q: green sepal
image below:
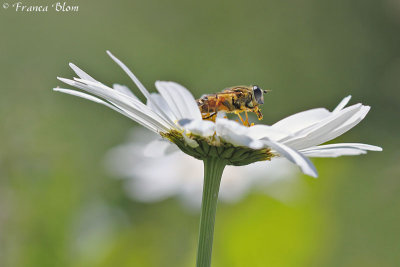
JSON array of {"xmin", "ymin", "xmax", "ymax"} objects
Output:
[{"xmin": 162, "ymin": 131, "xmax": 274, "ymax": 166}]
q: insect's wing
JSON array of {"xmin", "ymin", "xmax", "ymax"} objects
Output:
[
  {"xmin": 221, "ymin": 87, "xmax": 240, "ymax": 94},
  {"xmin": 224, "ymin": 86, "xmax": 253, "ymax": 93}
]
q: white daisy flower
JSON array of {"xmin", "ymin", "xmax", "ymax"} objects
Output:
[
  {"xmin": 54, "ymin": 51, "xmax": 382, "ymax": 177},
  {"xmin": 105, "ymin": 129, "xmax": 300, "ymax": 208},
  {"xmin": 54, "ymin": 51, "xmax": 382, "ymax": 267}
]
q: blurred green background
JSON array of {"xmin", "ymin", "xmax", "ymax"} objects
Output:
[{"xmin": 1, "ymin": 0, "xmax": 399, "ymax": 266}]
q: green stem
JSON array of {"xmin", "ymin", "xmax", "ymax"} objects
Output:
[{"xmin": 196, "ymin": 157, "xmax": 227, "ymax": 267}]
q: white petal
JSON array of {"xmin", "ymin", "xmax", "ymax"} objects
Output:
[
  {"xmin": 155, "ymin": 81, "xmax": 184, "ymax": 119},
  {"xmin": 317, "ymin": 106, "xmax": 370, "ymax": 144},
  {"xmin": 155, "ymin": 81, "xmax": 202, "ymax": 120},
  {"xmin": 169, "ymin": 81, "xmax": 202, "ymax": 120},
  {"xmin": 313, "ymin": 143, "xmax": 382, "ymax": 151},
  {"xmin": 282, "ymin": 104, "xmax": 364, "ymax": 150},
  {"xmin": 54, "ymin": 87, "xmax": 113, "ymax": 106},
  {"xmin": 53, "ymin": 88, "xmax": 160, "ymax": 133},
  {"xmin": 272, "ymin": 108, "xmax": 331, "ymax": 133},
  {"xmin": 113, "ymin": 84, "xmax": 138, "ymax": 99},
  {"xmin": 260, "ymin": 138, "xmax": 318, "ymax": 178},
  {"xmin": 246, "ymin": 124, "xmax": 292, "ymax": 141},
  {"xmin": 300, "ymin": 143, "xmax": 382, "ymax": 157},
  {"xmin": 179, "ymin": 119, "xmax": 215, "ymax": 137},
  {"xmin": 106, "ymin": 51, "xmax": 151, "ymax": 99},
  {"xmin": 58, "ymin": 77, "xmax": 172, "ymax": 132},
  {"xmin": 72, "ymin": 78, "xmax": 171, "ymax": 122},
  {"xmin": 216, "ymin": 111, "xmax": 226, "ymax": 118},
  {"xmin": 69, "ymin": 63, "xmax": 98, "ymax": 82},
  {"xmin": 106, "ymin": 51, "xmax": 177, "ymax": 127},
  {"xmin": 148, "ymin": 93, "xmax": 177, "ymax": 121},
  {"xmin": 302, "ymin": 148, "xmax": 367, "ymax": 157},
  {"xmin": 215, "ymin": 118, "xmax": 263, "ymax": 149},
  {"xmin": 332, "ymin": 95, "xmax": 352, "ymax": 113},
  {"xmin": 216, "ymin": 118, "xmax": 252, "ymax": 146}
]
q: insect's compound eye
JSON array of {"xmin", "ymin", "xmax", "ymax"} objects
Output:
[{"xmin": 253, "ymin": 86, "xmax": 264, "ymax": 104}]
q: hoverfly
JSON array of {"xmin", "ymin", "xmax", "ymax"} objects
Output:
[{"xmin": 196, "ymin": 85, "xmax": 269, "ymax": 126}]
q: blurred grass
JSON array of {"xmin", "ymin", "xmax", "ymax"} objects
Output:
[{"xmin": 1, "ymin": 0, "xmax": 399, "ymax": 266}]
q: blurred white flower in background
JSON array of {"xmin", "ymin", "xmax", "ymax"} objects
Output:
[{"xmin": 105, "ymin": 129, "xmax": 301, "ymax": 208}]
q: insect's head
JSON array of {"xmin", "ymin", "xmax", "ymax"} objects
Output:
[{"xmin": 252, "ymin": 85, "xmax": 269, "ymax": 105}]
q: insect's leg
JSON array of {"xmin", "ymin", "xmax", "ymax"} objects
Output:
[
  {"xmin": 255, "ymin": 107, "xmax": 263, "ymax": 120},
  {"xmin": 204, "ymin": 112, "xmax": 217, "ymax": 120},
  {"xmin": 244, "ymin": 111, "xmax": 249, "ymax": 127},
  {"xmin": 202, "ymin": 103, "xmax": 216, "ymax": 121},
  {"xmin": 236, "ymin": 113, "xmax": 246, "ymax": 125}
]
